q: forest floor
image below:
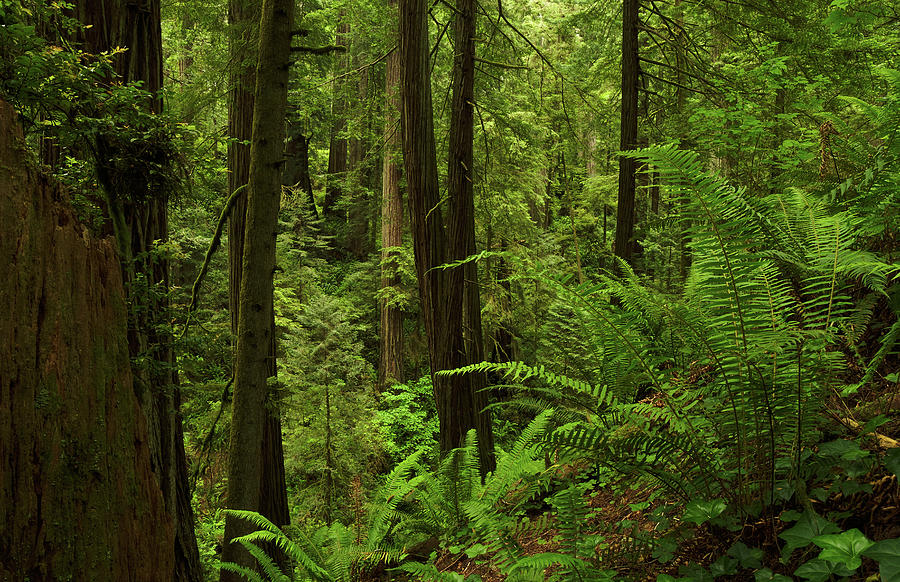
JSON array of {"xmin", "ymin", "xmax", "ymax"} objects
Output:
[
  {"xmin": 427, "ymin": 387, "xmax": 900, "ymax": 581},
  {"xmin": 428, "ymin": 470, "xmax": 898, "ymax": 581}
]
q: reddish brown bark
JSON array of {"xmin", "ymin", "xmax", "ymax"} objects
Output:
[
  {"xmin": 378, "ymin": 1, "xmax": 405, "ymax": 391},
  {"xmin": 0, "ymin": 100, "xmax": 172, "ymax": 582},
  {"xmin": 614, "ymin": 0, "xmax": 640, "ymax": 266},
  {"xmin": 71, "ymin": 1, "xmax": 201, "ymax": 579},
  {"xmin": 400, "ymin": 0, "xmax": 494, "ymax": 473},
  {"xmin": 447, "ymin": 0, "xmax": 495, "ymax": 473}
]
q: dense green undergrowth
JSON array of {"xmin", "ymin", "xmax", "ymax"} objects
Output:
[{"xmin": 215, "ymin": 68, "xmax": 900, "ymax": 582}]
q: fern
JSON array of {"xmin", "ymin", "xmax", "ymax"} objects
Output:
[{"xmin": 395, "ymin": 562, "xmax": 482, "ymax": 581}]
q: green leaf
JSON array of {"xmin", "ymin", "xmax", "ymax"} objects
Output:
[
  {"xmin": 817, "ymin": 439, "xmax": 869, "ymax": 461},
  {"xmin": 885, "ymin": 449, "xmax": 900, "ymax": 477},
  {"xmin": 779, "ymin": 511, "xmax": 840, "ymax": 553},
  {"xmin": 863, "ymin": 538, "xmax": 900, "ymax": 582},
  {"xmin": 862, "ymin": 415, "xmax": 890, "ymax": 434},
  {"xmin": 677, "ymin": 564, "xmax": 714, "ymax": 582},
  {"xmin": 683, "ymin": 499, "xmax": 727, "ymax": 525},
  {"xmin": 812, "ymin": 529, "xmax": 873, "ymax": 570},
  {"xmin": 793, "ymin": 558, "xmax": 854, "ymax": 582},
  {"xmin": 710, "ymin": 555, "xmax": 739, "ymax": 577},
  {"xmin": 465, "ymin": 543, "xmax": 488, "ymax": 559},
  {"xmin": 754, "ymin": 568, "xmax": 792, "ymax": 582},
  {"xmin": 727, "ymin": 541, "xmax": 763, "ymax": 569}
]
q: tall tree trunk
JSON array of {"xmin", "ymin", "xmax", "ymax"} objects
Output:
[
  {"xmin": 614, "ymin": 0, "xmax": 640, "ymax": 267},
  {"xmin": 323, "ymin": 19, "xmax": 350, "ymax": 218},
  {"xmin": 284, "ymin": 129, "xmax": 318, "ymax": 217},
  {"xmin": 72, "ymin": 1, "xmax": 201, "ymax": 579},
  {"xmin": 400, "ymin": 0, "xmax": 494, "ymax": 473},
  {"xmin": 378, "ymin": 0, "xmax": 405, "ymax": 392},
  {"xmin": 0, "ymin": 99, "xmax": 174, "ymax": 582},
  {"xmin": 226, "ymin": 0, "xmax": 290, "ymax": 559},
  {"xmin": 220, "ymin": 0, "xmax": 293, "ymax": 577},
  {"xmin": 447, "ymin": 0, "xmax": 495, "ymax": 474},
  {"xmin": 348, "ymin": 60, "xmax": 372, "ymax": 258},
  {"xmin": 674, "ymin": 0, "xmax": 690, "ymax": 279}
]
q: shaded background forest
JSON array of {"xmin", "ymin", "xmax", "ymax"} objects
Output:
[{"xmin": 1, "ymin": 0, "xmax": 899, "ymax": 580}]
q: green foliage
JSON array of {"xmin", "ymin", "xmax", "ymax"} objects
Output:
[
  {"xmin": 376, "ymin": 376, "xmax": 439, "ymax": 464},
  {"xmin": 219, "ymin": 451, "xmax": 426, "ymax": 581}
]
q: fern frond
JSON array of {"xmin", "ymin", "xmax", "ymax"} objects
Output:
[
  {"xmin": 218, "ymin": 561, "xmax": 265, "ymax": 582},
  {"xmin": 395, "ymin": 562, "xmax": 480, "ymax": 581}
]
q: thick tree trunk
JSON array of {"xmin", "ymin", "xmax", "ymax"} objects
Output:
[
  {"xmin": 401, "ymin": 0, "xmax": 494, "ymax": 473},
  {"xmin": 284, "ymin": 130, "xmax": 318, "ymax": 216},
  {"xmin": 378, "ymin": 0, "xmax": 405, "ymax": 392},
  {"xmin": 72, "ymin": 1, "xmax": 201, "ymax": 579},
  {"xmin": 220, "ymin": 0, "xmax": 294, "ymax": 576},
  {"xmin": 614, "ymin": 0, "xmax": 640, "ymax": 267},
  {"xmin": 447, "ymin": 0, "xmax": 495, "ymax": 474},
  {"xmin": 0, "ymin": 100, "xmax": 173, "ymax": 582}
]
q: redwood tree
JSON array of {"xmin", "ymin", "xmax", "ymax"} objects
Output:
[
  {"xmin": 446, "ymin": 0, "xmax": 495, "ymax": 474},
  {"xmin": 72, "ymin": 1, "xmax": 201, "ymax": 579},
  {"xmin": 400, "ymin": 0, "xmax": 495, "ymax": 473},
  {"xmin": 378, "ymin": 0, "xmax": 405, "ymax": 392},
  {"xmin": 614, "ymin": 0, "xmax": 640, "ymax": 266},
  {"xmin": 0, "ymin": 99, "xmax": 173, "ymax": 582}
]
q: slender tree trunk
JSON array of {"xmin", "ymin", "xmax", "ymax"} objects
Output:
[
  {"xmin": 560, "ymin": 152, "xmax": 585, "ymax": 284},
  {"xmin": 324, "ymin": 19, "xmax": 350, "ymax": 218},
  {"xmin": 348, "ymin": 60, "xmax": 372, "ymax": 258},
  {"xmin": 226, "ymin": 2, "xmax": 290, "ymax": 572},
  {"xmin": 378, "ymin": 0, "xmax": 405, "ymax": 392},
  {"xmin": 220, "ymin": 0, "xmax": 293, "ymax": 576},
  {"xmin": 228, "ymin": 0, "xmax": 256, "ymax": 338},
  {"xmin": 614, "ymin": 0, "xmax": 640, "ymax": 267},
  {"xmin": 72, "ymin": 1, "xmax": 201, "ymax": 579},
  {"xmin": 675, "ymin": 0, "xmax": 690, "ymax": 279}
]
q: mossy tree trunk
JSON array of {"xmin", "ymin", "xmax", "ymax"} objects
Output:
[
  {"xmin": 71, "ymin": 1, "xmax": 201, "ymax": 579},
  {"xmin": 220, "ymin": 0, "xmax": 294, "ymax": 576},
  {"xmin": 0, "ymin": 100, "xmax": 173, "ymax": 582},
  {"xmin": 226, "ymin": 0, "xmax": 290, "ymax": 560}
]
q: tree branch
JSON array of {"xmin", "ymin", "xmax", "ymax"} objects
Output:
[{"xmin": 291, "ymin": 44, "xmax": 346, "ymax": 54}]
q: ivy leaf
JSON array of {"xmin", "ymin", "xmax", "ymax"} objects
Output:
[
  {"xmin": 794, "ymin": 558, "xmax": 855, "ymax": 582},
  {"xmin": 709, "ymin": 555, "xmax": 739, "ymax": 577},
  {"xmin": 727, "ymin": 541, "xmax": 763, "ymax": 569},
  {"xmin": 817, "ymin": 439, "xmax": 869, "ymax": 461},
  {"xmin": 677, "ymin": 564, "xmax": 714, "ymax": 582},
  {"xmin": 812, "ymin": 529, "xmax": 873, "ymax": 570},
  {"xmin": 683, "ymin": 499, "xmax": 727, "ymax": 525},
  {"xmin": 863, "ymin": 538, "xmax": 900, "ymax": 582},
  {"xmin": 779, "ymin": 511, "xmax": 840, "ymax": 553},
  {"xmin": 754, "ymin": 568, "xmax": 792, "ymax": 582},
  {"xmin": 885, "ymin": 449, "xmax": 900, "ymax": 478}
]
